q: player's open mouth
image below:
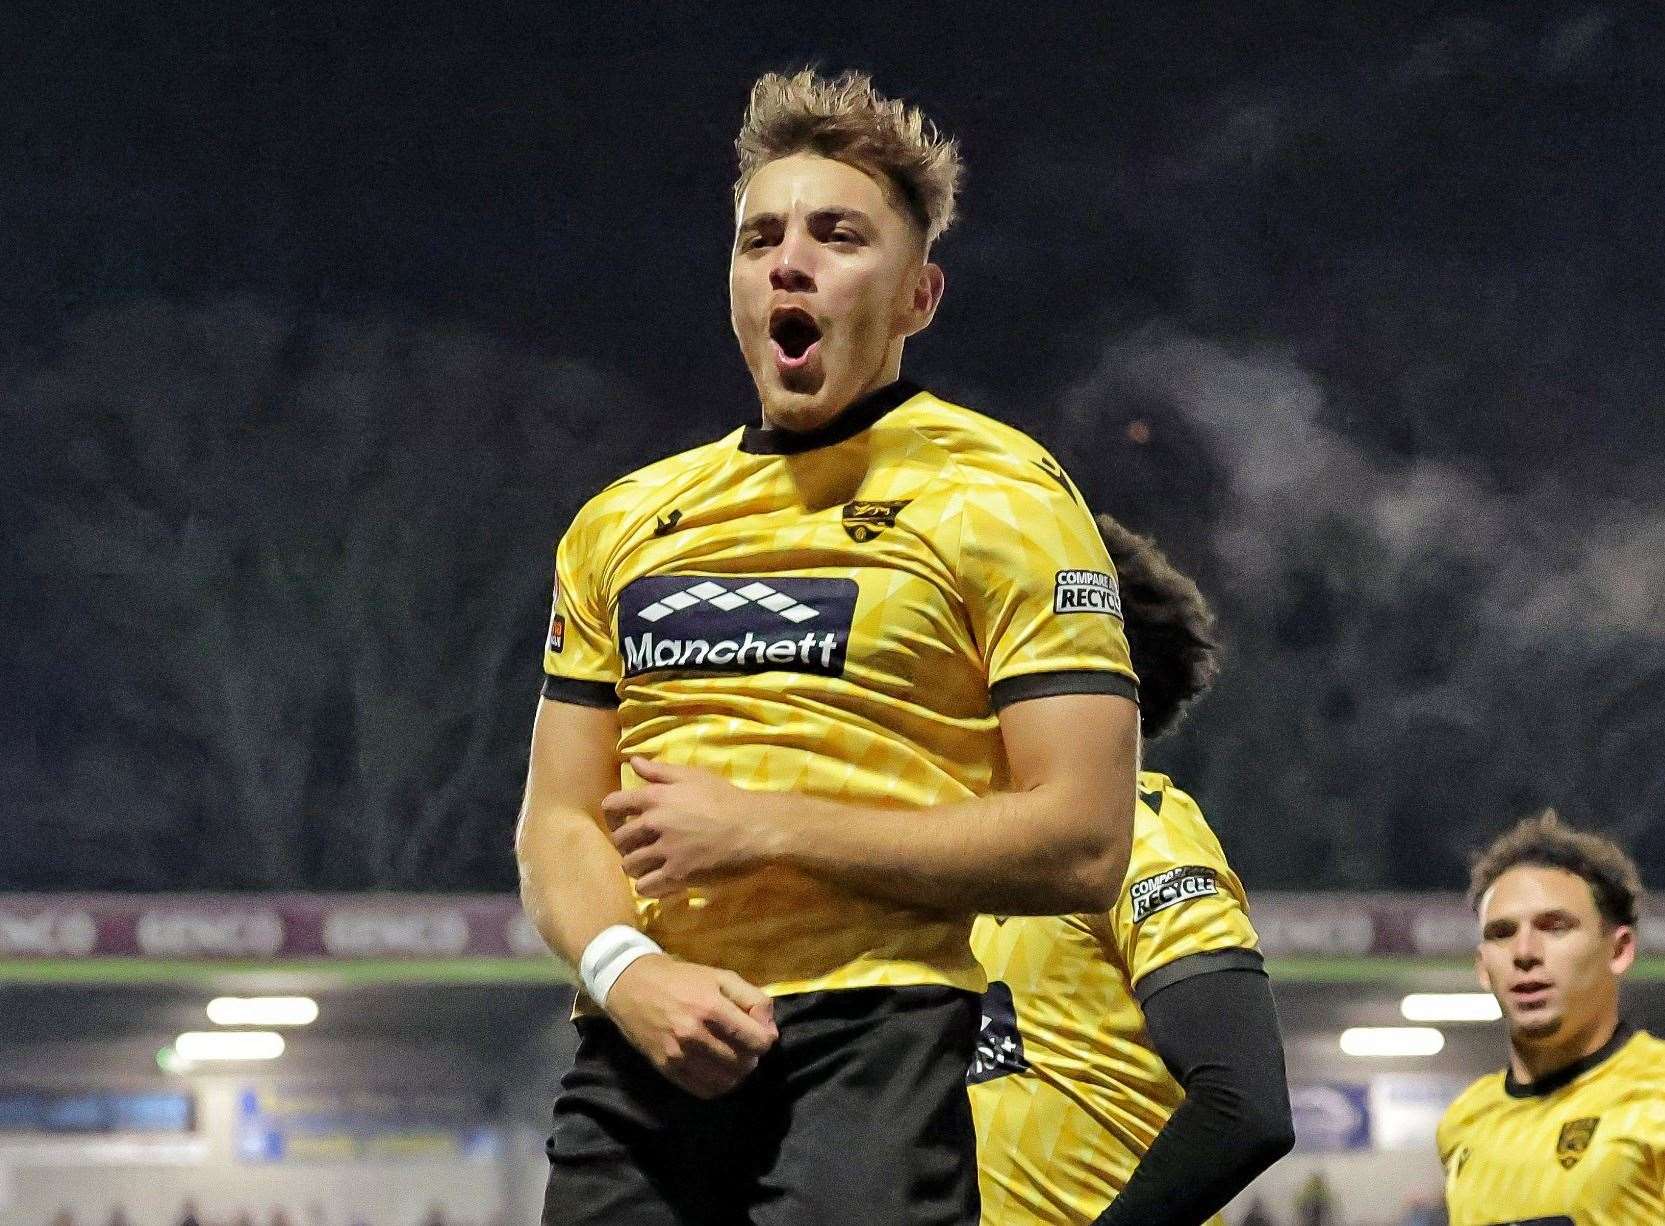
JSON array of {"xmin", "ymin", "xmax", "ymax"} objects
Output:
[
  {"xmin": 1510, "ymin": 980, "xmax": 1552, "ymax": 1007},
  {"xmin": 769, "ymin": 307, "xmax": 822, "ymax": 369}
]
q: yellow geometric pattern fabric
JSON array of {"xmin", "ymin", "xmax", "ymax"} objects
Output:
[
  {"xmin": 1439, "ymin": 1027, "xmax": 1665, "ymax": 1225},
  {"xmin": 969, "ymin": 772, "xmax": 1259, "ymax": 1225},
  {"xmin": 543, "ymin": 381, "xmax": 1137, "ymax": 999}
]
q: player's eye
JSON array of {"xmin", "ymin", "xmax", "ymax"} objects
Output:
[{"xmin": 830, "ymin": 230, "xmax": 861, "ymax": 244}]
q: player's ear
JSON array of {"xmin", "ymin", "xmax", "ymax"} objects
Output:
[
  {"xmin": 1609, "ymin": 924, "xmax": 1637, "ymax": 976},
  {"xmin": 1474, "ymin": 948, "xmax": 1493, "ymax": 994},
  {"xmin": 900, "ymin": 261, "xmax": 945, "ymax": 339}
]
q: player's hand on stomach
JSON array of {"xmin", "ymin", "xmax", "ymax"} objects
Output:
[
  {"xmin": 604, "ymin": 954, "xmax": 778, "ymax": 1098},
  {"xmin": 606, "ymin": 757, "xmax": 781, "ymax": 897}
]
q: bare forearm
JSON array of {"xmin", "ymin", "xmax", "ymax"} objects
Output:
[
  {"xmin": 516, "ymin": 805, "xmax": 639, "ymax": 970},
  {"xmin": 768, "ymin": 782, "xmax": 1130, "ymax": 915}
]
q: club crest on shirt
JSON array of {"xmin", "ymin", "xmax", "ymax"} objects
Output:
[
  {"xmin": 842, "ymin": 499, "xmax": 911, "ymax": 542},
  {"xmin": 1556, "ymin": 1116, "xmax": 1600, "ymax": 1169},
  {"xmin": 1129, "ymin": 865, "xmax": 1219, "ymax": 923}
]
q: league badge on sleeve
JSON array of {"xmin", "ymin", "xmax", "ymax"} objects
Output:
[
  {"xmin": 1129, "ymin": 865, "xmax": 1219, "ymax": 923},
  {"xmin": 547, "ymin": 576, "xmax": 565, "ymax": 654},
  {"xmin": 1054, "ymin": 569, "xmax": 1123, "ymax": 616}
]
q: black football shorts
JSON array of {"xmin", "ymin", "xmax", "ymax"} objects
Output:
[{"xmin": 543, "ymin": 983, "xmax": 980, "ymax": 1225}]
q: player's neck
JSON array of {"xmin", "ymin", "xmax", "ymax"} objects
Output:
[
  {"xmin": 1507, "ymin": 1011, "xmax": 1622, "ymax": 1085},
  {"xmin": 757, "ymin": 351, "xmax": 906, "ymax": 434}
]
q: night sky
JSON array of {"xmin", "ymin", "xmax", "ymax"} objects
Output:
[{"xmin": 4, "ymin": 3, "xmax": 1663, "ymax": 893}]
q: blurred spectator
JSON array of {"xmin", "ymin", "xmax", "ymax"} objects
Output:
[
  {"xmin": 230, "ymin": 1211, "xmax": 256, "ymax": 1226},
  {"xmin": 419, "ymin": 1205, "xmax": 449, "ymax": 1226},
  {"xmin": 1239, "ymin": 1197, "xmax": 1277, "ymax": 1226},
  {"xmin": 105, "ymin": 1208, "xmax": 134, "ymax": 1226},
  {"xmin": 178, "ymin": 1200, "xmax": 204, "ymax": 1226},
  {"xmin": 271, "ymin": 1209, "xmax": 296, "ymax": 1226},
  {"xmin": 49, "ymin": 1209, "xmax": 77, "ymax": 1226}
]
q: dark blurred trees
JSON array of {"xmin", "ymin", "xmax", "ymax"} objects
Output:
[
  {"xmin": 2, "ymin": 296, "xmax": 1663, "ymax": 894},
  {"xmin": 2, "ymin": 298, "xmax": 653, "ymax": 890}
]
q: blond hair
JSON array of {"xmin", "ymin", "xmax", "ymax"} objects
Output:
[{"xmin": 733, "ymin": 69, "xmax": 963, "ymax": 245}]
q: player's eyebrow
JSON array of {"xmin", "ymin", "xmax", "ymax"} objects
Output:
[
  {"xmin": 809, "ymin": 206, "xmax": 875, "ymax": 230},
  {"xmin": 736, "ymin": 212, "xmax": 779, "ymax": 238},
  {"xmin": 1533, "ymin": 907, "xmax": 1579, "ymax": 927},
  {"xmin": 736, "ymin": 207, "xmax": 876, "ymax": 236}
]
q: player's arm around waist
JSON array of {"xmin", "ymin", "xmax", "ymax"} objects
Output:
[
  {"xmin": 612, "ymin": 691, "xmax": 1138, "ymax": 915},
  {"xmin": 515, "ymin": 698, "xmax": 777, "ymax": 1098}
]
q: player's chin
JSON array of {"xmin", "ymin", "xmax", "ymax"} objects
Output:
[{"xmin": 1509, "ymin": 1008, "xmax": 1563, "ymax": 1039}]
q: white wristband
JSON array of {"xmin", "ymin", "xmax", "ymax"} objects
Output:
[{"xmin": 579, "ymin": 925, "xmax": 664, "ymax": 1008}]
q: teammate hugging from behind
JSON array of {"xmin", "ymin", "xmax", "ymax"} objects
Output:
[{"xmin": 969, "ymin": 515, "xmax": 1295, "ymax": 1226}]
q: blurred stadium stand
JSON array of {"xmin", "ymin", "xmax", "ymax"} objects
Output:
[{"xmin": 3, "ymin": 893, "xmax": 1662, "ymax": 1225}]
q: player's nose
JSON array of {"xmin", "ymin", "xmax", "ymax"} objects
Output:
[
  {"xmin": 769, "ymin": 230, "xmax": 816, "ymax": 293},
  {"xmin": 1511, "ymin": 931, "xmax": 1543, "ymax": 967}
]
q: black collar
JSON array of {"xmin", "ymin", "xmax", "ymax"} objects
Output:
[
  {"xmin": 739, "ymin": 380, "xmax": 922, "ymax": 455},
  {"xmin": 1504, "ymin": 1020, "xmax": 1635, "ymax": 1098}
]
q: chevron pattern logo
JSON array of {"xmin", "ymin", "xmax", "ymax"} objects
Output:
[{"xmin": 636, "ymin": 579, "xmax": 820, "ymax": 625}]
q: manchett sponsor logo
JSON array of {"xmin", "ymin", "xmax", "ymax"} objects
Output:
[{"xmin": 618, "ymin": 576, "xmax": 857, "ymax": 679}]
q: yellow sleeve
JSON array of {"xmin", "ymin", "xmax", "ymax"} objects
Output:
[
  {"xmin": 541, "ymin": 498, "xmax": 623, "ymax": 707},
  {"xmin": 1109, "ymin": 784, "xmax": 1260, "ymax": 1001},
  {"xmin": 1434, "ymin": 1109, "xmax": 1456, "ymax": 1166},
  {"xmin": 957, "ymin": 467, "xmax": 1138, "ymax": 709}
]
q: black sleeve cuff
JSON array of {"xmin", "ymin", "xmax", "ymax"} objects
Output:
[
  {"xmin": 1133, "ymin": 946, "xmax": 1264, "ymax": 1005},
  {"xmin": 989, "ymin": 669, "xmax": 1139, "ymax": 711},
  {"xmin": 541, "ymin": 675, "xmax": 619, "ymax": 707}
]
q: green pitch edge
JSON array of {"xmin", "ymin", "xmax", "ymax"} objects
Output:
[{"xmin": 4, "ymin": 957, "xmax": 1665, "ymax": 987}]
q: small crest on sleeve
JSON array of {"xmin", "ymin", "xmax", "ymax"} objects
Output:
[
  {"xmin": 1129, "ymin": 865, "xmax": 1218, "ymax": 923},
  {"xmin": 547, "ymin": 578, "xmax": 565, "ymax": 654}
]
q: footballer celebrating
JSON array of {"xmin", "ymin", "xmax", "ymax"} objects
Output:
[
  {"xmin": 1438, "ymin": 811, "xmax": 1665, "ymax": 1224},
  {"xmin": 516, "ymin": 70, "xmax": 1141, "ymax": 1225},
  {"xmin": 969, "ymin": 516, "xmax": 1293, "ymax": 1226}
]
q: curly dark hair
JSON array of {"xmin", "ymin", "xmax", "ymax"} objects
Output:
[
  {"xmin": 1468, "ymin": 809, "xmax": 1643, "ymax": 929},
  {"xmin": 1095, "ymin": 513, "xmax": 1222, "ymax": 740}
]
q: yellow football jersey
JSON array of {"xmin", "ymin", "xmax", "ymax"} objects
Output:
[
  {"xmin": 1438, "ymin": 1025, "xmax": 1665, "ymax": 1226},
  {"xmin": 543, "ymin": 380, "xmax": 1137, "ymax": 1000},
  {"xmin": 968, "ymin": 772, "xmax": 1261, "ymax": 1226}
]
